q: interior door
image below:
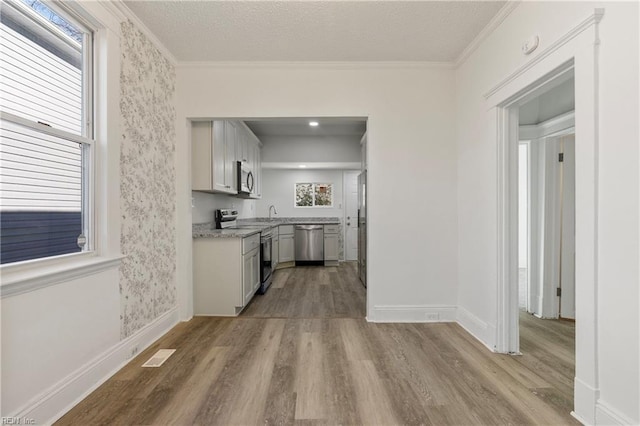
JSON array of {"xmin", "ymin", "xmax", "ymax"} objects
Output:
[
  {"xmin": 559, "ymin": 134, "xmax": 575, "ymax": 319},
  {"xmin": 344, "ymin": 171, "xmax": 359, "ymax": 261},
  {"xmin": 358, "ymin": 172, "xmax": 366, "ymax": 287}
]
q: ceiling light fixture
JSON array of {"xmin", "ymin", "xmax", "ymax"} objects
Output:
[{"xmin": 309, "ymin": 121, "xmax": 319, "ymax": 127}]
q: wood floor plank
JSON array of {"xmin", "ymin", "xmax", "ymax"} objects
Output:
[
  {"xmin": 56, "ymin": 264, "xmax": 577, "ymax": 426},
  {"xmin": 349, "ymin": 359, "xmax": 401, "ymax": 425},
  {"xmin": 294, "ymin": 331, "xmax": 326, "ymax": 420}
]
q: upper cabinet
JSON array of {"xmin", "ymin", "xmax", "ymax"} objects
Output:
[
  {"xmin": 360, "ymin": 131, "xmax": 367, "ymax": 171},
  {"xmin": 236, "ymin": 122, "xmax": 262, "ymax": 199},
  {"xmin": 191, "ymin": 120, "xmax": 262, "ymax": 198},
  {"xmin": 192, "ymin": 120, "xmax": 236, "ymax": 194}
]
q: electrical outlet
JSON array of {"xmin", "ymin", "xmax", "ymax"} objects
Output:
[{"xmin": 425, "ymin": 313, "xmax": 440, "ymax": 322}]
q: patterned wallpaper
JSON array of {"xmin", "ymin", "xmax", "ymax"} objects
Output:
[{"xmin": 119, "ymin": 21, "xmax": 177, "ymax": 338}]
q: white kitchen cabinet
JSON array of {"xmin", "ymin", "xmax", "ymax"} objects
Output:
[
  {"xmin": 360, "ymin": 131, "xmax": 367, "ymax": 171},
  {"xmin": 234, "ymin": 122, "xmax": 263, "ymax": 199},
  {"xmin": 191, "ymin": 120, "xmax": 236, "ymax": 194},
  {"xmin": 279, "ymin": 225, "xmax": 295, "ymax": 264},
  {"xmin": 251, "ymin": 143, "xmax": 262, "ymax": 199},
  {"xmin": 193, "ymin": 233, "xmax": 260, "ymax": 316},
  {"xmin": 236, "ymin": 122, "xmax": 249, "ymax": 165},
  {"xmin": 272, "ymin": 228, "xmax": 279, "ymax": 270},
  {"xmin": 243, "ymin": 246, "xmax": 260, "ymax": 306},
  {"xmin": 324, "ymin": 224, "xmax": 339, "ymax": 265}
]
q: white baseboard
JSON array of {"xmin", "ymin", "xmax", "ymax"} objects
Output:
[
  {"xmin": 595, "ymin": 400, "xmax": 637, "ymax": 426},
  {"xmin": 370, "ymin": 305, "xmax": 457, "ymax": 323},
  {"xmin": 455, "ymin": 305, "xmax": 496, "ymax": 352},
  {"xmin": 574, "ymin": 376, "xmax": 599, "ymax": 426},
  {"xmin": 12, "ymin": 307, "xmax": 180, "ymax": 425}
]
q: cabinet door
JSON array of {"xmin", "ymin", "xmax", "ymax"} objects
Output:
[
  {"xmin": 253, "ymin": 143, "xmax": 261, "ymax": 198},
  {"xmin": 236, "ymin": 124, "xmax": 248, "ymax": 164},
  {"xmin": 191, "ymin": 121, "xmax": 213, "ymax": 191},
  {"xmin": 252, "ymin": 249, "xmax": 261, "ymax": 291},
  {"xmin": 224, "ymin": 129, "xmax": 236, "ymax": 191},
  {"xmin": 243, "ymin": 247, "xmax": 258, "ymax": 306},
  {"xmin": 213, "ymin": 121, "xmax": 229, "ymax": 192},
  {"xmin": 324, "ymin": 234, "xmax": 339, "ymax": 261},
  {"xmin": 279, "ymin": 234, "xmax": 295, "ymax": 263},
  {"xmin": 272, "ymin": 236, "xmax": 279, "ymax": 269}
]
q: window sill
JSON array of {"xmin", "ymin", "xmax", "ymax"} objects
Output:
[{"xmin": 0, "ymin": 253, "xmax": 124, "ymax": 298}]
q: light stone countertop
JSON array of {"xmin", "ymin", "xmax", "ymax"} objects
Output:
[{"xmin": 192, "ymin": 217, "xmax": 340, "ymax": 238}]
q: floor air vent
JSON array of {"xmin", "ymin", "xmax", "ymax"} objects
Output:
[{"xmin": 142, "ymin": 349, "xmax": 176, "ymax": 368}]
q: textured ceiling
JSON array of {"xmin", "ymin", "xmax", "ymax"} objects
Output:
[
  {"xmin": 124, "ymin": 1, "xmax": 506, "ymax": 62},
  {"xmin": 244, "ymin": 118, "xmax": 366, "ymax": 138}
]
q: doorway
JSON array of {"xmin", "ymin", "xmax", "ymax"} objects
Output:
[{"xmin": 517, "ymin": 73, "xmax": 576, "ymax": 321}]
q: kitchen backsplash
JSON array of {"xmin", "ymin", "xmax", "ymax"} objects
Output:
[{"xmin": 192, "ymin": 191, "xmax": 257, "ymax": 223}]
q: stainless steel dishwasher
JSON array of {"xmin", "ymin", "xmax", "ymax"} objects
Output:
[{"xmin": 294, "ymin": 225, "xmax": 324, "ymax": 261}]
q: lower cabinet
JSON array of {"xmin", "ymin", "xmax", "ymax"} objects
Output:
[
  {"xmin": 279, "ymin": 225, "xmax": 295, "ymax": 263},
  {"xmin": 243, "ymin": 246, "xmax": 260, "ymax": 306},
  {"xmin": 324, "ymin": 224, "xmax": 339, "ymax": 265},
  {"xmin": 193, "ymin": 233, "xmax": 260, "ymax": 316},
  {"xmin": 273, "ymin": 232, "xmax": 279, "ymax": 270}
]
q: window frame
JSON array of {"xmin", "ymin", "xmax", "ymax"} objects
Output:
[
  {"xmin": 294, "ymin": 182, "xmax": 334, "ymax": 208},
  {"xmin": 0, "ymin": 0, "xmax": 96, "ymax": 269}
]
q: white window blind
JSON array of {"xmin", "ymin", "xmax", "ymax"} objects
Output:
[
  {"xmin": 0, "ymin": 118, "xmax": 83, "ymax": 212},
  {"xmin": 0, "ymin": 0, "xmax": 84, "ymax": 135}
]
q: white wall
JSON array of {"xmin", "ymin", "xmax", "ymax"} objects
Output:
[
  {"xmin": 1, "ymin": 270, "xmax": 120, "ymax": 420},
  {"xmin": 456, "ymin": 2, "xmax": 639, "ymax": 424},
  {"xmin": 192, "ymin": 191, "xmax": 257, "ymax": 223},
  {"xmin": 256, "ymin": 169, "xmax": 346, "ymax": 218},
  {"xmin": 0, "ymin": 2, "xmax": 126, "ymax": 422},
  {"xmin": 261, "ymin": 135, "xmax": 361, "ymax": 163},
  {"xmin": 175, "ymin": 64, "xmax": 458, "ymax": 320}
]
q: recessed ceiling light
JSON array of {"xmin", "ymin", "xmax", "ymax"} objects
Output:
[
  {"xmin": 299, "ymin": 165, "xmax": 307, "ymax": 168},
  {"xmin": 309, "ymin": 121, "xmax": 319, "ymax": 127}
]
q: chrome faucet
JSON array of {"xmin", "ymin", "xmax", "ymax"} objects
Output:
[{"xmin": 268, "ymin": 205, "xmax": 278, "ymax": 219}]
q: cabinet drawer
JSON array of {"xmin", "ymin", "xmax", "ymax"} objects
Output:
[
  {"xmin": 242, "ymin": 234, "xmax": 260, "ymax": 254},
  {"xmin": 279, "ymin": 225, "xmax": 294, "ymax": 235},
  {"xmin": 324, "ymin": 224, "xmax": 339, "ymax": 234}
]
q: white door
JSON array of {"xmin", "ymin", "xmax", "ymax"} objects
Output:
[
  {"xmin": 559, "ymin": 134, "xmax": 575, "ymax": 319},
  {"xmin": 344, "ymin": 171, "xmax": 359, "ymax": 261}
]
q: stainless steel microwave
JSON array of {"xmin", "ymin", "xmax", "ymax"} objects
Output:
[{"xmin": 236, "ymin": 161, "xmax": 254, "ymax": 197}]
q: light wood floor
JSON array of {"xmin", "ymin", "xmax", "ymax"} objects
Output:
[
  {"xmin": 57, "ymin": 263, "xmax": 577, "ymax": 426},
  {"xmin": 242, "ymin": 262, "xmax": 366, "ymax": 318}
]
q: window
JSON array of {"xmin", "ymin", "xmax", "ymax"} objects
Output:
[
  {"xmin": 0, "ymin": 0, "xmax": 93, "ymax": 265},
  {"xmin": 295, "ymin": 183, "xmax": 333, "ymax": 207}
]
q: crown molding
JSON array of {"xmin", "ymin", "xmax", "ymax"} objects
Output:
[
  {"xmin": 104, "ymin": 0, "xmax": 177, "ymax": 65},
  {"xmin": 175, "ymin": 61, "xmax": 455, "ymax": 70},
  {"xmin": 454, "ymin": 0, "xmax": 521, "ymax": 69},
  {"xmin": 262, "ymin": 162, "xmax": 361, "ymax": 170},
  {"xmin": 483, "ymin": 8, "xmax": 604, "ymax": 100}
]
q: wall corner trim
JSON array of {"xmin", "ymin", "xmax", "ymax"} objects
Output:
[
  {"xmin": 483, "ymin": 8, "xmax": 605, "ymax": 100},
  {"xmin": 595, "ymin": 400, "xmax": 637, "ymax": 426},
  {"xmin": 454, "ymin": 0, "xmax": 521, "ymax": 68},
  {"xmin": 10, "ymin": 307, "xmax": 180, "ymax": 425},
  {"xmin": 455, "ymin": 305, "xmax": 496, "ymax": 352},
  {"xmin": 175, "ymin": 61, "xmax": 454, "ymax": 70},
  {"xmin": 105, "ymin": 0, "xmax": 177, "ymax": 65}
]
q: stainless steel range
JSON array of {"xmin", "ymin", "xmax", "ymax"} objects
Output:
[{"xmin": 215, "ymin": 209, "xmax": 273, "ymax": 294}]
